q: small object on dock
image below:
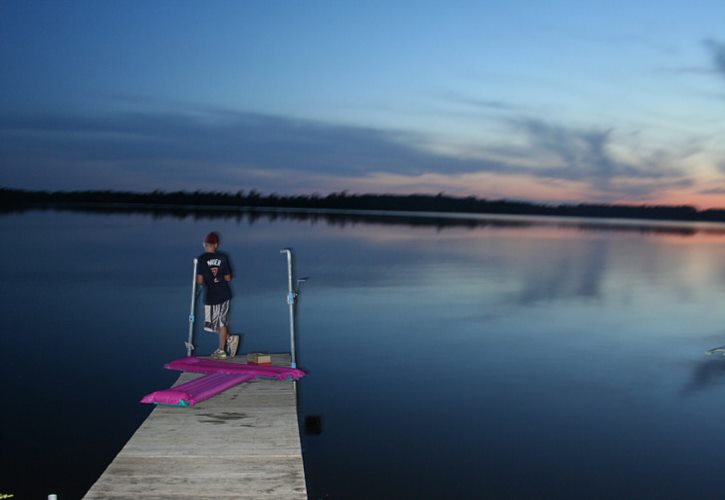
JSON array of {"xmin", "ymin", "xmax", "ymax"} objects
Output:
[{"xmin": 247, "ymin": 352, "xmax": 273, "ymax": 365}]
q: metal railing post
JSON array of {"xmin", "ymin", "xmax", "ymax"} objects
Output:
[
  {"xmin": 280, "ymin": 249, "xmax": 296, "ymax": 368},
  {"xmin": 186, "ymin": 258, "xmax": 198, "ymax": 356}
]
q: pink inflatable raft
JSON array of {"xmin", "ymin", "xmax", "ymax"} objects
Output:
[{"xmin": 141, "ymin": 357, "xmax": 306, "ymax": 407}]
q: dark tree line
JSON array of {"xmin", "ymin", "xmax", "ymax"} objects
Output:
[{"xmin": 2, "ymin": 187, "xmax": 725, "ymax": 223}]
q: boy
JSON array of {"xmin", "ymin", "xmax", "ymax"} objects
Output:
[{"xmin": 197, "ymin": 231, "xmax": 239, "ymax": 359}]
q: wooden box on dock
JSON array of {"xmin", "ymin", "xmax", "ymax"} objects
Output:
[{"xmin": 247, "ymin": 352, "xmax": 272, "ymax": 365}]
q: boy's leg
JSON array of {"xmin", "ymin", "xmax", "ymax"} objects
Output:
[
  {"xmin": 218, "ymin": 325, "xmax": 229, "ymax": 351},
  {"xmin": 207, "ymin": 301, "xmax": 231, "ymax": 358},
  {"xmin": 203, "ymin": 304, "xmax": 215, "ymax": 332},
  {"xmin": 217, "ymin": 299, "xmax": 231, "ymax": 350}
]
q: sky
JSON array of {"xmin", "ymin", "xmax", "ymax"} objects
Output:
[{"xmin": 1, "ymin": 1, "xmax": 725, "ymax": 208}]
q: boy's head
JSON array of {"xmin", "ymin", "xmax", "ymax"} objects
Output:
[{"xmin": 204, "ymin": 231, "xmax": 220, "ymax": 251}]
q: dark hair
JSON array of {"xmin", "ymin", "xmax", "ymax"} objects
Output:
[{"xmin": 204, "ymin": 232, "xmax": 220, "ymax": 245}]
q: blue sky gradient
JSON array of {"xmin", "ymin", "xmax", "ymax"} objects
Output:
[{"xmin": 1, "ymin": 1, "xmax": 724, "ymax": 206}]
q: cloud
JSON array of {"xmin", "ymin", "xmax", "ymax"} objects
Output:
[
  {"xmin": 515, "ymin": 119, "xmax": 619, "ymax": 181},
  {"xmin": 509, "ymin": 117, "xmax": 689, "ymax": 196},
  {"xmin": 652, "ymin": 38, "xmax": 725, "ymax": 81},
  {"xmin": 0, "ymin": 108, "xmax": 530, "ymax": 190},
  {"xmin": 442, "ymin": 92, "xmax": 518, "ymax": 112},
  {"xmin": 698, "ymin": 162, "xmax": 725, "ymax": 194},
  {"xmin": 704, "ymin": 38, "xmax": 725, "ymax": 77},
  {"xmin": 0, "ymin": 108, "xmax": 694, "ymax": 202},
  {"xmin": 0, "ymin": 110, "xmax": 482, "ymax": 176}
]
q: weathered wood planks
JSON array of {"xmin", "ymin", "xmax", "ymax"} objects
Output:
[{"xmin": 84, "ymin": 355, "xmax": 307, "ymax": 499}]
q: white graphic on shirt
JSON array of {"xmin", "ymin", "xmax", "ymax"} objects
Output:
[{"xmin": 206, "ymin": 258, "xmax": 223, "ymax": 283}]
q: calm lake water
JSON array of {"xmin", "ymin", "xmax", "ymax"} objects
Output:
[{"xmin": 3, "ymin": 209, "xmax": 725, "ymax": 499}]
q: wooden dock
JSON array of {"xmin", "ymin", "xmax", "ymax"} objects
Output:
[{"xmin": 84, "ymin": 354, "xmax": 307, "ymax": 499}]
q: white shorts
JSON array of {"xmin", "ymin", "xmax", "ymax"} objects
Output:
[{"xmin": 204, "ymin": 300, "xmax": 230, "ymax": 332}]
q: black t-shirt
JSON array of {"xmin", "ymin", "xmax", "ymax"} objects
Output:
[{"xmin": 197, "ymin": 251, "xmax": 233, "ymax": 305}]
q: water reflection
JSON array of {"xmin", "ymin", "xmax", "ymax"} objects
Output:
[
  {"xmin": 9, "ymin": 204, "xmax": 725, "ymax": 237},
  {"xmin": 4, "ymin": 209, "xmax": 725, "ymax": 498},
  {"xmin": 683, "ymin": 353, "xmax": 725, "ymax": 394},
  {"xmin": 514, "ymin": 238, "xmax": 609, "ymax": 304}
]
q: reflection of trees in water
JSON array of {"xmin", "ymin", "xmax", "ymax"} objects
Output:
[
  {"xmin": 4, "ymin": 203, "xmax": 725, "ymax": 238},
  {"xmin": 683, "ymin": 356, "xmax": 725, "ymax": 395}
]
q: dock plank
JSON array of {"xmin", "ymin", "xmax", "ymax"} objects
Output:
[{"xmin": 84, "ymin": 355, "xmax": 307, "ymax": 499}]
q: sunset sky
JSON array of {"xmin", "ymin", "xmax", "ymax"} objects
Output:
[{"xmin": 1, "ymin": 0, "xmax": 725, "ymax": 207}]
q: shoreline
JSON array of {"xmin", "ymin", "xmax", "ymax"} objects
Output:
[{"xmin": 4, "ymin": 200, "xmax": 725, "ymax": 236}]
